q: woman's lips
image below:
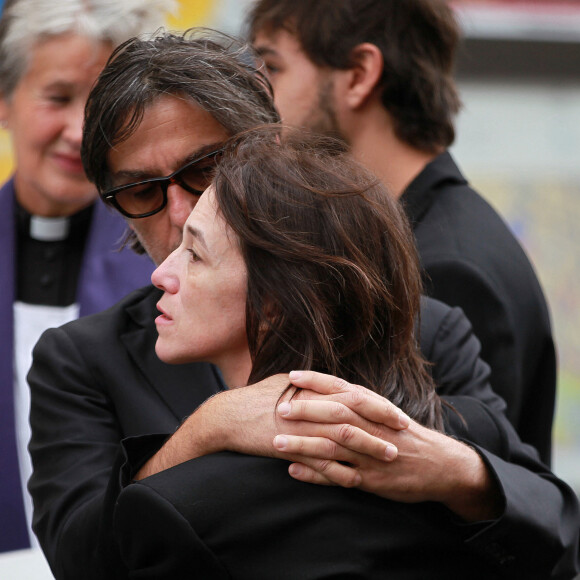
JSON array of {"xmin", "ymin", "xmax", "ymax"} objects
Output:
[
  {"xmin": 155, "ymin": 303, "xmax": 173, "ymax": 326},
  {"xmin": 53, "ymin": 153, "xmax": 85, "ymax": 174}
]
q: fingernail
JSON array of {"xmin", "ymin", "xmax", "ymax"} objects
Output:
[
  {"xmin": 274, "ymin": 435, "xmax": 288, "ymax": 450},
  {"xmin": 289, "ymin": 370, "xmax": 303, "ymax": 381},
  {"xmin": 278, "ymin": 402, "xmax": 291, "ymax": 416},
  {"xmin": 385, "ymin": 444, "xmax": 398, "ymax": 461},
  {"xmin": 289, "ymin": 463, "xmax": 303, "ymax": 477},
  {"xmin": 398, "ymin": 412, "xmax": 410, "ymax": 428}
]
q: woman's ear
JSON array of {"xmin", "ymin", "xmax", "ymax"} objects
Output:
[{"xmin": 341, "ymin": 42, "xmax": 384, "ymax": 110}]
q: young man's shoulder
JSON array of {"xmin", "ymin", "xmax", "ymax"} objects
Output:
[{"xmin": 410, "ymin": 156, "xmax": 539, "ymax": 293}]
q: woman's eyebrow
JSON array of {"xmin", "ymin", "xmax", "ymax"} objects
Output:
[{"xmin": 186, "ymin": 224, "xmax": 208, "ymax": 253}]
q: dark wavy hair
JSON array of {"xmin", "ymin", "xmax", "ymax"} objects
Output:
[
  {"xmin": 212, "ymin": 127, "xmax": 443, "ymax": 430},
  {"xmin": 246, "ymin": 0, "xmax": 462, "ymax": 153}
]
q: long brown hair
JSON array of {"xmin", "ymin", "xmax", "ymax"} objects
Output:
[{"xmin": 213, "ymin": 127, "xmax": 442, "ymax": 430}]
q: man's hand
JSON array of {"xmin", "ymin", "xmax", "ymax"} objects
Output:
[
  {"xmin": 136, "ymin": 369, "xmax": 502, "ymax": 522},
  {"xmin": 135, "ymin": 373, "xmax": 291, "ymax": 479},
  {"xmin": 273, "ymin": 370, "xmax": 503, "ymax": 522},
  {"xmin": 136, "ymin": 370, "xmax": 407, "ymax": 479}
]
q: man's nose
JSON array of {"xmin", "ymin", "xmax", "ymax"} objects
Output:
[{"xmin": 166, "ymin": 183, "xmax": 198, "ymax": 229}]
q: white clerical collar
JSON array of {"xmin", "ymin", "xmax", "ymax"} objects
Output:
[{"xmin": 29, "ymin": 215, "xmax": 70, "ymax": 241}]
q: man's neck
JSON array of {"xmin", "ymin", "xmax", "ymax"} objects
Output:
[{"xmin": 346, "ymin": 107, "xmax": 440, "ymax": 199}]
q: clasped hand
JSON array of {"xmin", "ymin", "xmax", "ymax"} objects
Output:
[
  {"xmin": 262, "ymin": 370, "xmax": 500, "ymax": 521},
  {"xmin": 139, "ymin": 369, "xmax": 500, "ymax": 522}
]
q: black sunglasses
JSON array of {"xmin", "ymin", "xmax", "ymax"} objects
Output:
[{"xmin": 101, "ymin": 147, "xmax": 225, "ymax": 219}]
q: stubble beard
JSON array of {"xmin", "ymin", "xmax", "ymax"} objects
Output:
[{"xmin": 303, "ymin": 76, "xmax": 348, "ymax": 147}]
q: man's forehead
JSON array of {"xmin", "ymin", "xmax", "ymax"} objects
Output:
[
  {"xmin": 135, "ymin": 96, "xmax": 218, "ymax": 134},
  {"xmin": 253, "ymin": 28, "xmax": 305, "ymax": 58},
  {"xmin": 108, "ymin": 96, "xmax": 229, "ymax": 175}
]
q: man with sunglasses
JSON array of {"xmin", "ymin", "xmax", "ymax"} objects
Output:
[{"xmin": 27, "ymin": 30, "xmax": 579, "ymax": 580}]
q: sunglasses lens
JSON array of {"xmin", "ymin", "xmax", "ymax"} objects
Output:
[
  {"xmin": 115, "ymin": 183, "xmax": 164, "ymax": 217},
  {"xmin": 179, "ymin": 156, "xmax": 219, "ymax": 193},
  {"xmin": 105, "ymin": 149, "xmax": 224, "ymax": 218}
]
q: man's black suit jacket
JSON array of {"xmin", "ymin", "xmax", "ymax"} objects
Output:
[
  {"xmin": 402, "ymin": 152, "xmax": 556, "ymax": 463},
  {"xmin": 115, "ymin": 433, "xmax": 501, "ymax": 580},
  {"xmin": 114, "ymin": 391, "xmax": 571, "ymax": 580},
  {"xmin": 28, "ymin": 286, "xmax": 578, "ymax": 579}
]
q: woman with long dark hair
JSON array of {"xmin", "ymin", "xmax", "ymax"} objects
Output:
[{"xmin": 113, "ymin": 128, "xmax": 502, "ymax": 579}]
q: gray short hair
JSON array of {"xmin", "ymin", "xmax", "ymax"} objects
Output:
[{"xmin": 0, "ymin": 0, "xmax": 176, "ymax": 97}]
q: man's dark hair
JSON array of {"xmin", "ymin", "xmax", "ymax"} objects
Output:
[
  {"xmin": 213, "ymin": 126, "xmax": 443, "ymax": 430},
  {"xmin": 246, "ymin": 0, "xmax": 462, "ymax": 152},
  {"xmin": 82, "ymin": 28, "xmax": 280, "ymax": 252}
]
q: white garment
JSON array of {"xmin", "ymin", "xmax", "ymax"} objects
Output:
[{"xmin": 13, "ymin": 301, "xmax": 79, "ymax": 549}]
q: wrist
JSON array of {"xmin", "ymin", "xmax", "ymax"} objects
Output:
[{"xmin": 441, "ymin": 440, "xmax": 503, "ymax": 522}]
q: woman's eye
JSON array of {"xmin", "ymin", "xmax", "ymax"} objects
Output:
[
  {"xmin": 188, "ymin": 249, "xmax": 200, "ymax": 263},
  {"xmin": 46, "ymin": 94, "xmax": 71, "ymax": 105}
]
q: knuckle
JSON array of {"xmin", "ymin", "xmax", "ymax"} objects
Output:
[
  {"xmin": 344, "ymin": 389, "xmax": 365, "ymax": 409},
  {"xmin": 383, "ymin": 399, "xmax": 398, "ymax": 417},
  {"xmin": 341, "ymin": 470, "xmax": 361, "ymax": 488},
  {"xmin": 316, "ymin": 459, "xmax": 334, "ymax": 475},
  {"xmin": 290, "ymin": 400, "xmax": 306, "ymax": 418},
  {"xmin": 292, "ymin": 437, "xmax": 306, "ymax": 453},
  {"xmin": 330, "ymin": 402, "xmax": 349, "ymax": 421},
  {"xmin": 322, "ymin": 439, "xmax": 339, "ymax": 459},
  {"xmin": 336, "ymin": 423, "xmax": 357, "ymax": 445},
  {"xmin": 367, "ymin": 422, "xmax": 388, "ymax": 439},
  {"xmin": 332, "ymin": 376, "xmax": 351, "ymax": 393}
]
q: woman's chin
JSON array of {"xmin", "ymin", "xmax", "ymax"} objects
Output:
[{"xmin": 154, "ymin": 341, "xmax": 188, "ymax": 365}]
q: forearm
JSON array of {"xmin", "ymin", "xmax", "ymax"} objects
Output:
[
  {"xmin": 427, "ymin": 302, "xmax": 507, "ymax": 416},
  {"xmin": 136, "ymin": 376, "xmax": 292, "ymax": 479},
  {"xmin": 135, "ymin": 396, "xmax": 223, "ymax": 479}
]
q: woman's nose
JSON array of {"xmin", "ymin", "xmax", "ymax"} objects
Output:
[
  {"xmin": 62, "ymin": 102, "xmax": 85, "ymax": 148},
  {"xmin": 151, "ymin": 249, "xmax": 180, "ymax": 294}
]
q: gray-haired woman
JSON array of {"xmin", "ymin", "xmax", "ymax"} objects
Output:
[{"xmin": 0, "ymin": 0, "xmax": 173, "ymax": 553}]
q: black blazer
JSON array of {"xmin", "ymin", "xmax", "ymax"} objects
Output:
[
  {"xmin": 115, "ymin": 431, "xmax": 498, "ymax": 579},
  {"xmin": 28, "ymin": 286, "xmax": 578, "ymax": 579},
  {"xmin": 113, "ymin": 396, "xmax": 565, "ymax": 580},
  {"xmin": 28, "ymin": 285, "xmax": 223, "ymax": 580},
  {"xmin": 402, "ymin": 152, "xmax": 556, "ymax": 463}
]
